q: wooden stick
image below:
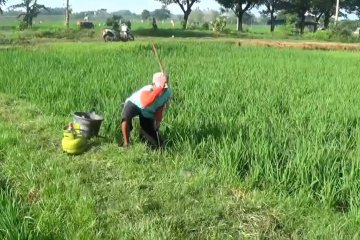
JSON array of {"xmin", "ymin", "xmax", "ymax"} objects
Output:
[{"xmin": 152, "ymin": 42, "xmax": 164, "ymax": 73}]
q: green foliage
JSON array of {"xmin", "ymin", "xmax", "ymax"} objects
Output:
[
  {"xmin": 155, "ymin": 0, "xmax": 200, "ymax": 6},
  {"xmin": 328, "ymin": 21, "xmax": 360, "ymax": 41},
  {"xmin": 40, "ymin": 7, "xmax": 67, "ymax": 15},
  {"xmin": 335, "ymin": 20, "xmax": 360, "ymax": 32},
  {"xmin": 187, "ymin": 21, "xmax": 211, "ymax": 31},
  {"xmin": 141, "ymin": 9, "xmax": 151, "ymax": 21},
  {"xmin": 186, "ymin": 21, "xmax": 200, "ymax": 30},
  {"xmin": 106, "ymin": 15, "xmax": 122, "ymax": 30},
  {"xmin": 180, "ymin": 19, "xmax": 186, "ymax": 28},
  {"xmin": 156, "ymin": 0, "xmax": 200, "ymax": 29},
  {"xmin": 212, "ymin": 16, "xmax": 227, "ymax": 32},
  {"xmin": 0, "ymin": 0, "xmax": 6, "ymax": 14},
  {"xmin": 11, "ymin": 0, "xmax": 49, "ymax": 28},
  {"xmin": 215, "ymin": 0, "xmax": 260, "ymax": 31},
  {"xmin": 202, "ymin": 22, "xmax": 210, "ymax": 30},
  {"xmin": 188, "ymin": 7, "xmax": 204, "ymax": 24},
  {"xmin": 278, "ymin": 14, "xmax": 297, "ymax": 35},
  {"xmin": 309, "ymin": 29, "xmax": 333, "ymax": 40},
  {"xmin": 17, "ymin": 20, "xmax": 27, "ymax": 30},
  {"xmin": 215, "ymin": 0, "xmax": 259, "ymax": 10},
  {"xmin": 333, "ymin": 26, "xmax": 353, "ymax": 38},
  {"xmin": 297, "ymin": 20, "xmax": 360, "ymax": 42},
  {"xmin": 152, "ymin": 7, "xmax": 171, "ymax": 21}
]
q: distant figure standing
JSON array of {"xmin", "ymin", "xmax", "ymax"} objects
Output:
[
  {"xmin": 152, "ymin": 17, "xmax": 158, "ymax": 30},
  {"xmin": 171, "ymin": 19, "xmax": 175, "ymax": 28},
  {"xmin": 84, "ymin": 15, "xmax": 89, "ymax": 22}
]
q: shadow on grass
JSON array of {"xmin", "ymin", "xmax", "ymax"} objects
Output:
[
  {"xmin": 0, "ymin": 26, "xmax": 16, "ymax": 31},
  {"xmin": 133, "ymin": 28, "xmax": 220, "ymax": 38},
  {"xmin": 160, "ymin": 123, "xmax": 230, "ymax": 149}
]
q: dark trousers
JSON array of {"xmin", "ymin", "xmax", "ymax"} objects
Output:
[{"xmin": 121, "ymin": 101, "xmax": 162, "ymax": 148}]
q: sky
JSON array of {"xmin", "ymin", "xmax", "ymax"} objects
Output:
[
  {"xmin": 3, "ymin": 0, "xmax": 356, "ymax": 19},
  {"xmin": 4, "ymin": 0, "xmax": 223, "ymax": 14}
]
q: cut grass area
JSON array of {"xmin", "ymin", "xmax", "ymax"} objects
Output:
[
  {"xmin": 0, "ymin": 94, "xmax": 358, "ymax": 239},
  {"xmin": 0, "ymin": 94, "xmax": 288, "ymax": 239},
  {"xmin": 237, "ymin": 39, "xmax": 360, "ymax": 51}
]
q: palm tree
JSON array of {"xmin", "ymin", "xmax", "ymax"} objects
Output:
[
  {"xmin": 11, "ymin": 0, "xmax": 48, "ymax": 28},
  {"xmin": 0, "ymin": 0, "xmax": 7, "ymax": 14}
]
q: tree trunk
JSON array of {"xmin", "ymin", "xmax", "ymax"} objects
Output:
[
  {"xmin": 182, "ymin": 11, "xmax": 190, "ymax": 29},
  {"xmin": 324, "ymin": 11, "xmax": 330, "ymax": 29},
  {"xmin": 26, "ymin": 7, "xmax": 30, "ymax": 28},
  {"xmin": 237, "ymin": 12, "xmax": 243, "ymax": 32},
  {"xmin": 299, "ymin": 12, "xmax": 305, "ymax": 34},
  {"xmin": 314, "ymin": 13, "xmax": 323, "ymax": 32},
  {"xmin": 29, "ymin": 16, "xmax": 33, "ymax": 28},
  {"xmin": 270, "ymin": 9, "xmax": 275, "ymax": 32},
  {"xmin": 65, "ymin": 0, "xmax": 70, "ymax": 29}
]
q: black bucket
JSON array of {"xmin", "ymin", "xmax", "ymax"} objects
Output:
[{"xmin": 73, "ymin": 112, "xmax": 104, "ymax": 138}]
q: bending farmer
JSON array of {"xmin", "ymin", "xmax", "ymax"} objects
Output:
[{"xmin": 121, "ymin": 72, "xmax": 170, "ymax": 148}]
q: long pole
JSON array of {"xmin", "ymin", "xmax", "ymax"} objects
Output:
[
  {"xmin": 65, "ymin": 0, "xmax": 70, "ymax": 28},
  {"xmin": 152, "ymin": 43, "xmax": 165, "ymax": 149},
  {"xmin": 152, "ymin": 43, "xmax": 164, "ymax": 73},
  {"xmin": 335, "ymin": 0, "xmax": 340, "ymax": 24}
]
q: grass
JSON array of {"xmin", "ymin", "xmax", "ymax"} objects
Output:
[
  {"xmin": 1, "ymin": 40, "xmax": 360, "ymax": 238},
  {"xmin": 0, "ymin": 94, "xmax": 288, "ymax": 239}
]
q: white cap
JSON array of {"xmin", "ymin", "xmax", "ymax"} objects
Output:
[{"xmin": 152, "ymin": 72, "xmax": 168, "ymax": 88}]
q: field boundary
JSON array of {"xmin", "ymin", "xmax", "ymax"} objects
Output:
[
  {"xmin": 1, "ymin": 33, "xmax": 360, "ymax": 52},
  {"xmin": 237, "ymin": 39, "xmax": 360, "ymax": 51}
]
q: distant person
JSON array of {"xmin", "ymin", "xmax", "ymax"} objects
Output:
[
  {"xmin": 152, "ymin": 17, "xmax": 158, "ymax": 30},
  {"xmin": 171, "ymin": 20, "xmax": 175, "ymax": 28},
  {"xmin": 84, "ymin": 15, "xmax": 89, "ymax": 22},
  {"xmin": 121, "ymin": 23, "xmax": 128, "ymax": 33}
]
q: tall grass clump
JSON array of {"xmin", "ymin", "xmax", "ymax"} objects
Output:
[{"xmin": 0, "ymin": 184, "xmax": 35, "ymax": 239}]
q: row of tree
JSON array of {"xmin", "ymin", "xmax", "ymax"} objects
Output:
[
  {"xmin": 156, "ymin": 0, "xmax": 360, "ymax": 32},
  {"xmin": 1, "ymin": 0, "xmax": 360, "ymax": 32},
  {"xmin": 0, "ymin": 0, "xmax": 182, "ymax": 28},
  {"xmin": 0, "ymin": 0, "xmax": 48, "ymax": 28},
  {"xmin": 141, "ymin": 7, "xmax": 172, "ymax": 21}
]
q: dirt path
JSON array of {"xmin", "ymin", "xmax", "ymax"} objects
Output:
[
  {"xmin": 1, "ymin": 36, "xmax": 359, "ymax": 52},
  {"xmin": 237, "ymin": 39, "xmax": 360, "ymax": 51}
]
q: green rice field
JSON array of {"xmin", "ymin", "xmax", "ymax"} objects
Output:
[{"xmin": 1, "ymin": 40, "xmax": 360, "ymax": 239}]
